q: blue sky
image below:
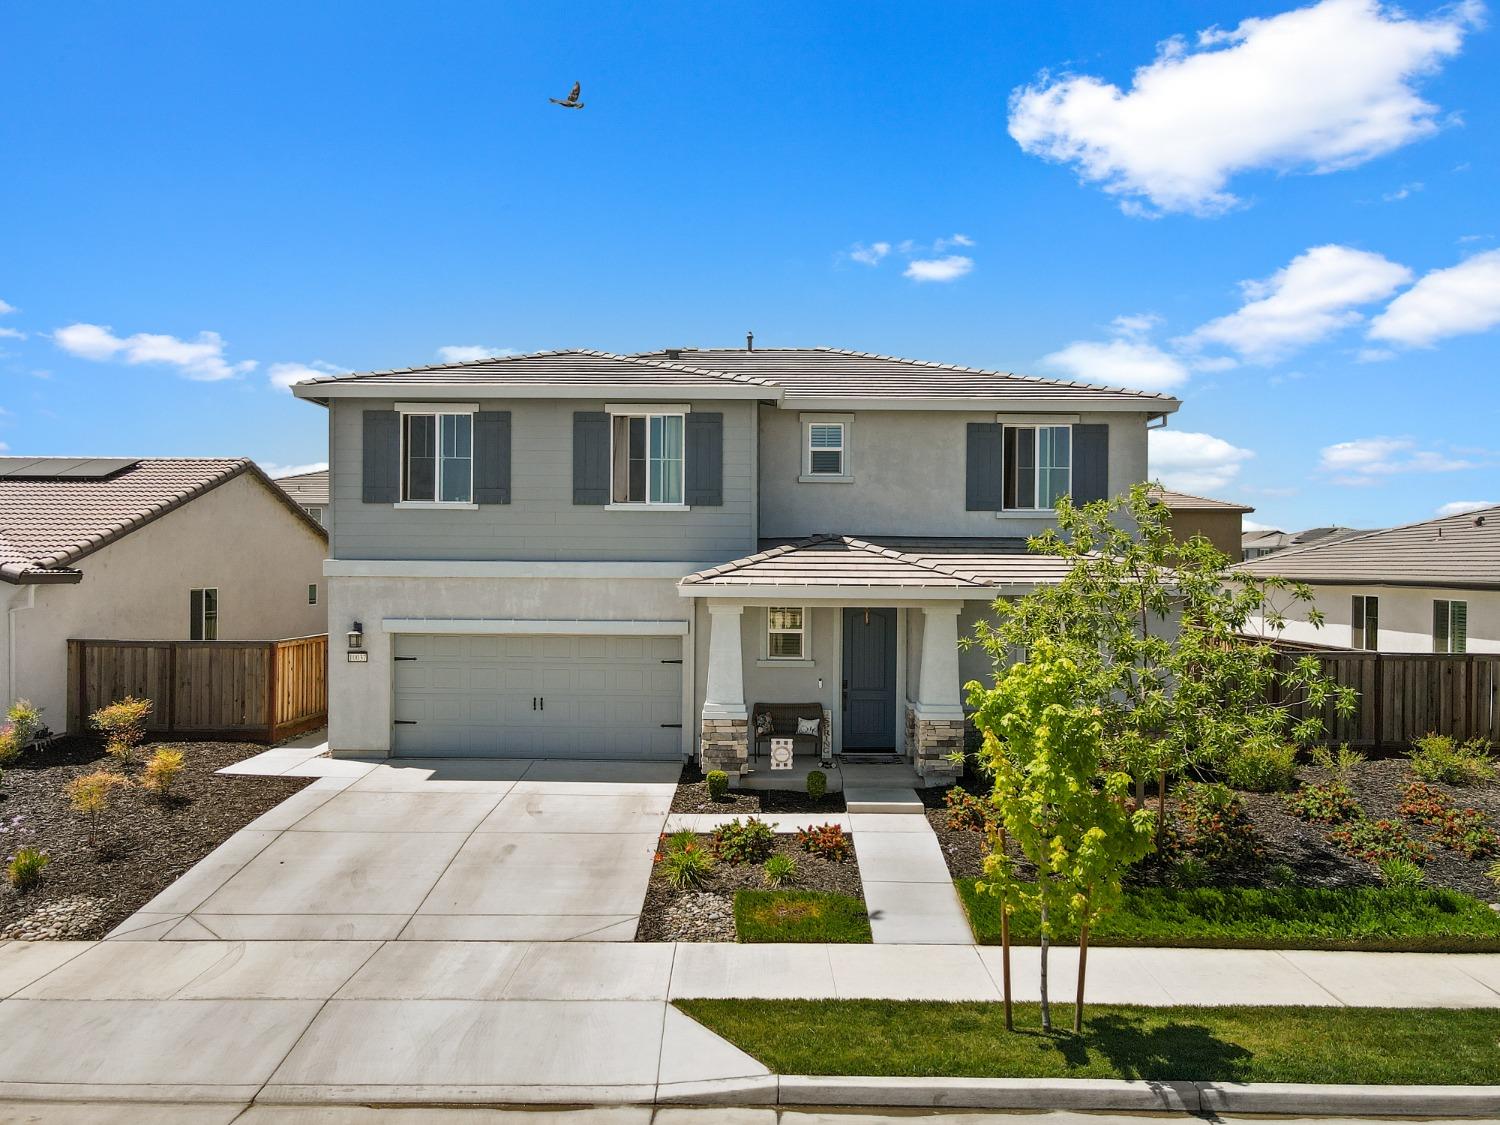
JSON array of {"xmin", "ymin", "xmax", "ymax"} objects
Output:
[{"xmin": 1, "ymin": 0, "xmax": 1496, "ymax": 532}]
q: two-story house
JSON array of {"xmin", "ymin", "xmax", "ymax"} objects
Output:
[{"xmin": 292, "ymin": 346, "xmax": 1178, "ymax": 783}]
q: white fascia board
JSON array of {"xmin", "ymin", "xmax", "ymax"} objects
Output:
[
  {"xmin": 606, "ymin": 402, "xmax": 691, "ymax": 414},
  {"xmin": 383, "ymin": 617, "xmax": 689, "ymax": 636},
  {"xmin": 677, "ymin": 584, "xmax": 993, "ymax": 601},
  {"xmin": 298, "ymin": 382, "xmax": 774, "ymax": 402},
  {"xmin": 326, "ymin": 560, "xmax": 701, "ymax": 579},
  {"xmin": 779, "ymin": 396, "xmax": 1179, "ymax": 413}
]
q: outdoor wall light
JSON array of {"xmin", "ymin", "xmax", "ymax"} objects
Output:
[{"xmin": 347, "ymin": 621, "xmax": 364, "ymax": 650}]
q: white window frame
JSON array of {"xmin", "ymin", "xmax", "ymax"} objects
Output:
[
  {"xmin": 395, "ymin": 402, "xmax": 477, "ymax": 509},
  {"xmin": 1001, "ymin": 422, "xmax": 1072, "ymax": 513},
  {"xmin": 765, "ymin": 606, "xmax": 808, "ymax": 661},
  {"xmin": 605, "ymin": 403, "xmax": 689, "ymax": 510},
  {"xmin": 307, "ymin": 583, "xmax": 318, "ymax": 606},
  {"xmin": 1351, "ymin": 594, "xmax": 1379, "ymax": 650},
  {"xmin": 305, "ymin": 505, "xmax": 325, "ymax": 526},
  {"xmin": 799, "ymin": 413, "xmax": 853, "ymax": 483},
  {"xmin": 190, "ymin": 587, "xmax": 219, "ymax": 641},
  {"xmin": 1434, "ymin": 599, "xmax": 1467, "ymax": 654}
]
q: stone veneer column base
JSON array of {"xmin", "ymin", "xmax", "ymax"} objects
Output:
[
  {"xmin": 906, "ymin": 704, "xmax": 963, "ymax": 782},
  {"xmin": 700, "ymin": 717, "xmax": 749, "ymax": 775}
]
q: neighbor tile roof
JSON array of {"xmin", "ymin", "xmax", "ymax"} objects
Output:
[
  {"xmin": 275, "ymin": 468, "xmax": 329, "ymax": 507},
  {"xmin": 1147, "ymin": 486, "xmax": 1254, "ymax": 513},
  {"xmin": 680, "ymin": 535, "xmax": 1076, "ymax": 590},
  {"xmin": 0, "ymin": 458, "xmax": 324, "ymax": 582},
  {"xmin": 1232, "ymin": 505, "xmax": 1500, "ymax": 589}
]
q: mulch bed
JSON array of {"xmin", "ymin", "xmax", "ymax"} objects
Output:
[
  {"xmin": 924, "ymin": 756, "xmax": 1500, "ymax": 903},
  {"xmin": 636, "ymin": 830, "xmax": 865, "ymax": 942},
  {"xmin": 670, "ymin": 763, "xmax": 846, "ymax": 815},
  {"xmin": 0, "ymin": 737, "xmax": 312, "ymax": 939}
]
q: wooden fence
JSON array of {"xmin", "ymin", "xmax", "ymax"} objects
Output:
[
  {"xmin": 1266, "ymin": 644, "xmax": 1500, "ymax": 749},
  {"xmin": 66, "ymin": 634, "xmax": 328, "ymax": 743}
]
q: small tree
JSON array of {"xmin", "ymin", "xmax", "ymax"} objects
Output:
[
  {"xmin": 141, "ymin": 748, "xmax": 186, "ymax": 799},
  {"xmin": 65, "ymin": 770, "xmax": 131, "ymax": 847},
  {"xmin": 91, "ymin": 696, "xmax": 153, "ymax": 766},
  {"xmin": 970, "ymin": 648, "xmax": 1155, "ymax": 1032},
  {"xmin": 0, "ymin": 700, "xmax": 43, "ymax": 765}
]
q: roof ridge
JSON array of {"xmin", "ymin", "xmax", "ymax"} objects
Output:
[
  {"xmin": 806, "ymin": 345, "xmax": 1175, "ymax": 401},
  {"xmin": 300, "ymin": 348, "xmax": 780, "ymax": 389},
  {"xmin": 680, "ymin": 534, "xmax": 835, "ymax": 583},
  {"xmin": 839, "ymin": 535, "xmax": 991, "ymax": 586}
]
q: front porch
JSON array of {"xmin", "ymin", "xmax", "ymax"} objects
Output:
[{"xmin": 726, "ymin": 752, "xmax": 926, "ymax": 794}]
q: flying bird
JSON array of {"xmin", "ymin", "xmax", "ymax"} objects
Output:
[{"xmin": 549, "ymin": 82, "xmax": 585, "ymax": 109}]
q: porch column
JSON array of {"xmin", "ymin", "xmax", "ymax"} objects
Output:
[
  {"xmin": 909, "ymin": 604, "xmax": 965, "ymax": 781},
  {"xmin": 700, "ymin": 602, "xmax": 749, "ymax": 774}
]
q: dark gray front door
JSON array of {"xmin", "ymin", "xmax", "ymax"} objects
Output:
[{"xmin": 842, "ymin": 607, "xmax": 897, "ymax": 750}]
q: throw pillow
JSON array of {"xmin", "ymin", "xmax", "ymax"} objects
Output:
[
  {"xmin": 795, "ymin": 717, "xmax": 820, "ymax": 737},
  {"xmin": 754, "ymin": 712, "xmax": 774, "ymax": 736}
]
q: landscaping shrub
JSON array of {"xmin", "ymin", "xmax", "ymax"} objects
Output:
[
  {"xmin": 943, "ymin": 785, "xmax": 993, "ymax": 833},
  {"xmin": 1286, "ymin": 780, "xmax": 1362, "ymax": 825},
  {"xmin": 1377, "ymin": 858, "xmax": 1425, "ymax": 892},
  {"xmin": 141, "ymin": 748, "xmax": 186, "ymax": 798},
  {"xmin": 6, "ymin": 846, "xmax": 49, "ymax": 891},
  {"xmin": 1178, "ymin": 781, "xmax": 1263, "ymax": 869},
  {"xmin": 1327, "ymin": 817, "xmax": 1431, "ymax": 867},
  {"xmin": 711, "ymin": 817, "xmax": 776, "ymax": 863},
  {"xmin": 0, "ymin": 700, "xmax": 43, "ymax": 765},
  {"xmin": 1489, "ymin": 859, "xmax": 1500, "ymax": 891},
  {"xmin": 1223, "ymin": 740, "xmax": 1298, "ymax": 793},
  {"xmin": 656, "ymin": 829, "xmax": 715, "ymax": 889},
  {"xmin": 1310, "ymin": 742, "xmax": 1364, "ymax": 783},
  {"xmin": 92, "ymin": 696, "xmax": 153, "ymax": 766},
  {"xmin": 805, "ymin": 770, "xmax": 827, "ymax": 800},
  {"xmin": 706, "ymin": 769, "xmax": 729, "ymax": 801},
  {"xmin": 1170, "ymin": 856, "xmax": 1209, "ymax": 889},
  {"xmin": 65, "ymin": 770, "xmax": 131, "ymax": 846},
  {"xmin": 1399, "ymin": 781, "xmax": 1498, "ymax": 859},
  {"xmin": 795, "ymin": 822, "xmax": 852, "ymax": 862},
  {"xmin": 0, "ymin": 726, "xmax": 19, "ymax": 767},
  {"xmin": 763, "ymin": 854, "xmax": 798, "ymax": 887},
  {"xmin": 1409, "ymin": 734, "xmax": 1496, "ymax": 786}
]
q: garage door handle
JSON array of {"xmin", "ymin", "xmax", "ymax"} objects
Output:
[
  {"xmin": 394, "ymin": 720, "xmax": 417, "ymax": 725},
  {"xmin": 660, "ymin": 659, "xmax": 683, "ymax": 665},
  {"xmin": 660, "ymin": 723, "xmax": 682, "ymax": 729},
  {"xmin": 394, "ymin": 656, "xmax": 417, "ymax": 662}
]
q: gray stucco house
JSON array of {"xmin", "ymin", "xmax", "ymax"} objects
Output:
[{"xmin": 292, "ymin": 346, "xmax": 1178, "ymax": 783}]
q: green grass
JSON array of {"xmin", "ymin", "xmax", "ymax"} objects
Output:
[
  {"xmin": 955, "ymin": 879, "xmax": 1500, "ymax": 952},
  {"xmin": 675, "ymin": 999, "xmax": 1500, "ymax": 1084},
  {"xmin": 733, "ymin": 889, "xmax": 873, "ymax": 943}
]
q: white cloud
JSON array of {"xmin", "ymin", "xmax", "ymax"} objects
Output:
[
  {"xmin": 0, "ymin": 328, "xmax": 24, "ymax": 340},
  {"xmin": 1437, "ymin": 499, "xmax": 1497, "ymax": 517},
  {"xmin": 1149, "ymin": 429, "xmax": 1255, "ymax": 493},
  {"xmin": 933, "ymin": 233, "xmax": 975, "ymax": 252},
  {"xmin": 1242, "ymin": 518, "xmax": 1280, "ymax": 532},
  {"xmin": 1110, "ymin": 313, "xmax": 1163, "ymax": 336},
  {"xmin": 903, "ymin": 256, "xmax": 974, "ymax": 283},
  {"xmin": 53, "ymin": 322, "xmax": 256, "ymax": 381},
  {"xmin": 1181, "ymin": 244, "xmax": 1412, "ymax": 360},
  {"xmin": 1044, "ymin": 337, "xmax": 1190, "ymax": 391},
  {"xmin": 1367, "ymin": 248, "xmax": 1500, "ymax": 346},
  {"xmin": 435, "ymin": 345, "xmax": 516, "ymax": 363},
  {"xmin": 1382, "ymin": 181, "xmax": 1424, "ymax": 202},
  {"xmin": 1007, "ymin": 0, "xmax": 1482, "ymax": 216},
  {"xmin": 847, "ymin": 241, "xmax": 891, "ymax": 267},
  {"xmin": 1319, "ymin": 436, "xmax": 1476, "ymax": 482},
  {"xmin": 0, "ymin": 299, "xmax": 15, "ymax": 315},
  {"xmin": 268, "ymin": 361, "xmax": 348, "ymax": 392},
  {"xmin": 259, "ymin": 460, "xmax": 328, "ymax": 479}
]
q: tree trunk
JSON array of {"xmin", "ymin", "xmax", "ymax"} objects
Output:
[
  {"xmin": 1156, "ymin": 768, "xmax": 1167, "ymax": 837},
  {"xmin": 1133, "ymin": 773, "xmax": 1146, "ymax": 812},
  {"xmin": 999, "ymin": 830, "xmax": 1013, "ymax": 1031},
  {"xmin": 1074, "ymin": 922, "xmax": 1090, "ymax": 1035},
  {"xmin": 1038, "ymin": 899, "xmax": 1052, "ymax": 1033}
]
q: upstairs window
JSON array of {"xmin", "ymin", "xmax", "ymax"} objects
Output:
[
  {"xmin": 1003, "ymin": 424, "xmax": 1071, "ymax": 510},
  {"xmin": 807, "ymin": 423, "xmax": 845, "ymax": 475},
  {"xmin": 611, "ymin": 413, "xmax": 683, "ymax": 505},
  {"xmin": 305, "ymin": 505, "xmax": 325, "ymax": 526},
  {"xmin": 402, "ymin": 411, "xmax": 472, "ymax": 504},
  {"xmin": 767, "ymin": 607, "xmax": 807, "ymax": 659},
  {"xmin": 1434, "ymin": 599, "xmax": 1467, "ymax": 653},
  {"xmin": 190, "ymin": 588, "xmax": 219, "ymax": 641},
  {"xmin": 1351, "ymin": 594, "xmax": 1379, "ymax": 650}
]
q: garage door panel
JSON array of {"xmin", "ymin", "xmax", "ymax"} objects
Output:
[{"xmin": 393, "ymin": 631, "xmax": 683, "ymax": 760}]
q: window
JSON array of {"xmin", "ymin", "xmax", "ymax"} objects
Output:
[
  {"xmin": 611, "ymin": 413, "xmax": 683, "ymax": 505},
  {"xmin": 767, "ymin": 607, "xmax": 807, "ymax": 659},
  {"xmin": 190, "ymin": 588, "xmax": 218, "ymax": 641},
  {"xmin": 402, "ymin": 411, "xmax": 472, "ymax": 503},
  {"xmin": 1434, "ymin": 599, "xmax": 1467, "ymax": 654},
  {"xmin": 1351, "ymin": 594, "xmax": 1379, "ymax": 650},
  {"xmin": 307, "ymin": 584, "xmax": 318, "ymax": 606},
  {"xmin": 1003, "ymin": 424, "xmax": 1071, "ymax": 510},
  {"xmin": 807, "ymin": 423, "xmax": 844, "ymax": 476}
]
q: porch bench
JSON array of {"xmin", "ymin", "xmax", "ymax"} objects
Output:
[{"xmin": 750, "ymin": 702, "xmax": 826, "ymax": 765}]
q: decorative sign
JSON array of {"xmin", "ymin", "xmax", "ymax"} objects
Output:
[
  {"xmin": 770, "ymin": 737, "xmax": 794, "ymax": 770},
  {"xmin": 347, "ymin": 651, "xmax": 369, "ymax": 663}
]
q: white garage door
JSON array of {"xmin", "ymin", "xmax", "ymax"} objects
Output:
[{"xmin": 392, "ymin": 633, "xmax": 683, "ymax": 759}]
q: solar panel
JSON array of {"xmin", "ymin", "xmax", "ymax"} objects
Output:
[{"xmin": 0, "ymin": 457, "xmax": 140, "ymax": 479}]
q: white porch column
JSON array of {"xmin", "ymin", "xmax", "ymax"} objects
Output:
[
  {"xmin": 702, "ymin": 602, "xmax": 747, "ymax": 720},
  {"xmin": 913, "ymin": 603, "xmax": 964, "ymax": 720}
]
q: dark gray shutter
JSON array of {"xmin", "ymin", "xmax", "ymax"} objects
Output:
[
  {"xmin": 473, "ymin": 410, "xmax": 511, "ymax": 504},
  {"xmin": 189, "ymin": 589, "xmax": 203, "ymax": 641},
  {"xmin": 572, "ymin": 411, "xmax": 610, "ymax": 504},
  {"xmin": 965, "ymin": 423, "xmax": 1003, "ymax": 511},
  {"xmin": 684, "ymin": 412, "xmax": 723, "ymax": 506},
  {"xmin": 1071, "ymin": 423, "xmax": 1110, "ymax": 503},
  {"xmin": 362, "ymin": 409, "xmax": 400, "ymax": 503}
]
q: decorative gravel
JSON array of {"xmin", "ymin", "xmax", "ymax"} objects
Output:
[
  {"xmin": 670, "ymin": 763, "xmax": 846, "ymax": 815},
  {"xmin": 659, "ymin": 892, "xmax": 736, "ymax": 942}
]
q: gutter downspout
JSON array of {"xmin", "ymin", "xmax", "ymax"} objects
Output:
[{"xmin": 6, "ymin": 584, "xmax": 35, "ymax": 706}]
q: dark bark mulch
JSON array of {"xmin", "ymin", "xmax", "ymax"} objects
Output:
[
  {"xmin": 670, "ymin": 763, "xmax": 846, "ymax": 814},
  {"xmin": 0, "ymin": 737, "xmax": 312, "ymax": 939},
  {"xmin": 636, "ymin": 830, "xmax": 864, "ymax": 941}
]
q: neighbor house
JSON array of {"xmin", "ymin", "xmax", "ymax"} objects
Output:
[
  {"xmin": 1241, "ymin": 524, "xmax": 1369, "ymax": 561},
  {"xmin": 0, "ymin": 457, "xmax": 329, "ymax": 729},
  {"xmin": 292, "ymin": 347, "xmax": 1178, "ymax": 783},
  {"xmin": 1235, "ymin": 505, "xmax": 1499, "ymax": 653},
  {"xmin": 275, "ymin": 467, "xmax": 329, "ymax": 526},
  {"xmin": 1146, "ymin": 486, "xmax": 1254, "ymax": 558}
]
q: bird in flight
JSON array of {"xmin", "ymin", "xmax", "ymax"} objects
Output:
[{"xmin": 549, "ymin": 82, "xmax": 585, "ymax": 109}]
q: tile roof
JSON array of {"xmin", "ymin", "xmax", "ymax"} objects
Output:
[
  {"xmin": 1147, "ymin": 486, "xmax": 1254, "ymax": 513},
  {"xmin": 274, "ymin": 468, "xmax": 329, "ymax": 507},
  {"xmin": 1232, "ymin": 506, "xmax": 1500, "ymax": 589},
  {"xmin": 0, "ymin": 458, "xmax": 325, "ymax": 582},
  {"xmin": 680, "ymin": 535, "xmax": 1075, "ymax": 590},
  {"xmin": 292, "ymin": 349, "xmax": 777, "ymax": 389}
]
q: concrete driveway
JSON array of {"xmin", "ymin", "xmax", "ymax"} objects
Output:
[{"xmin": 109, "ymin": 751, "xmax": 678, "ymax": 942}]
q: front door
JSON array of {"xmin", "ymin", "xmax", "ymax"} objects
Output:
[{"xmin": 841, "ymin": 607, "xmax": 897, "ymax": 750}]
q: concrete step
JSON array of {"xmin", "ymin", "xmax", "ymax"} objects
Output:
[{"xmin": 844, "ymin": 786, "xmax": 924, "ymax": 814}]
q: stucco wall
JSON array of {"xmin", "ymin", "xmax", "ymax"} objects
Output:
[
  {"xmin": 329, "ymin": 573, "xmax": 691, "ymax": 754},
  {"xmin": 328, "ymin": 397, "xmax": 758, "ymax": 563},
  {"xmin": 1253, "ymin": 584, "xmax": 1500, "ymax": 654},
  {"xmin": 757, "ymin": 407, "xmax": 1152, "ymax": 539},
  {"xmin": 2, "ymin": 472, "xmax": 328, "ymax": 727},
  {"xmin": 1163, "ymin": 508, "xmax": 1245, "ymax": 559}
]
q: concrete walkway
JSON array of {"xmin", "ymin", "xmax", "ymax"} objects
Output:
[{"xmin": 848, "ymin": 799, "xmax": 973, "ymax": 945}]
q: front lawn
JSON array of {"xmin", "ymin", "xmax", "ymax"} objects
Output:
[
  {"xmin": 734, "ymin": 889, "xmax": 872, "ymax": 942},
  {"xmin": 955, "ymin": 879, "xmax": 1500, "ymax": 952},
  {"xmin": 675, "ymin": 999, "xmax": 1500, "ymax": 1085}
]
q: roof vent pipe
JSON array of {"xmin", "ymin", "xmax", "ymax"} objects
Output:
[{"xmin": 746, "ymin": 331, "xmax": 754, "ymax": 352}]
